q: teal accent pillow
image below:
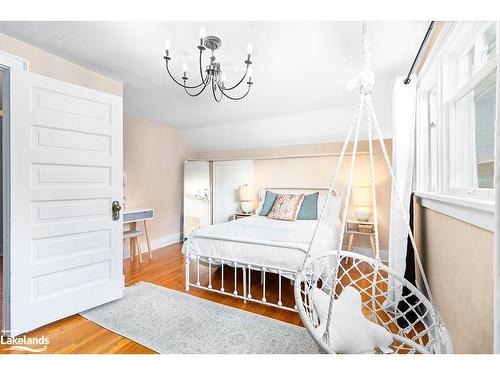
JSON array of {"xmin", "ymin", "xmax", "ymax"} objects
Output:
[
  {"xmin": 259, "ymin": 191, "xmax": 278, "ymax": 216},
  {"xmin": 297, "ymin": 192, "xmax": 319, "ymax": 220}
]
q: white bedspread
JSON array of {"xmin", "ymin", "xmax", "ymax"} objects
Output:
[{"xmin": 182, "ymin": 215, "xmax": 340, "ymax": 273}]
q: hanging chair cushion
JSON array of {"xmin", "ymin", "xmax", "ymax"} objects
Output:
[{"xmin": 312, "ymin": 286, "xmax": 393, "ymax": 354}]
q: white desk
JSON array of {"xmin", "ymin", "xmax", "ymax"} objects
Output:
[{"xmin": 123, "ymin": 208, "xmax": 154, "ymax": 263}]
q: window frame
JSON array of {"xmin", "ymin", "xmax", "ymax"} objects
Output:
[
  {"xmin": 415, "ymin": 21, "xmax": 497, "ymax": 231},
  {"xmin": 447, "ymin": 22, "xmax": 497, "ymax": 198}
]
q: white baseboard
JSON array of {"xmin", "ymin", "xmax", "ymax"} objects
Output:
[
  {"xmin": 344, "ymin": 246, "xmax": 389, "ymax": 263},
  {"xmin": 123, "ymin": 232, "xmax": 183, "ymax": 259}
]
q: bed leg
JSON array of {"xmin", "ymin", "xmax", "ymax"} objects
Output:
[
  {"xmin": 243, "ymin": 267, "xmax": 247, "ymax": 304},
  {"xmin": 185, "ymin": 255, "xmax": 190, "ymax": 291}
]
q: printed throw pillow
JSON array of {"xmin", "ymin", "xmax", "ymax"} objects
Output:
[{"xmin": 267, "ymin": 194, "xmax": 305, "ymax": 221}]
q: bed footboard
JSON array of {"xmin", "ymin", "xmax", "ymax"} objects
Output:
[{"xmin": 184, "ymin": 252, "xmax": 298, "ymax": 312}]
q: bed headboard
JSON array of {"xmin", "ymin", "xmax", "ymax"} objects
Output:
[{"xmin": 262, "ymin": 186, "xmax": 339, "ymax": 197}]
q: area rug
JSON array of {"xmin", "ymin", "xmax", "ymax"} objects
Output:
[{"xmin": 80, "ymin": 281, "xmax": 320, "ymax": 354}]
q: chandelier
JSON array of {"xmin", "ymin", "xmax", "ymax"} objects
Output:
[{"xmin": 163, "ymin": 27, "xmax": 253, "ymax": 102}]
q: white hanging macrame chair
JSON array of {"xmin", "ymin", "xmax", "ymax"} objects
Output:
[{"xmin": 294, "ymin": 22, "xmax": 453, "ymax": 354}]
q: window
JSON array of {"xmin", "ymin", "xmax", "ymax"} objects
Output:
[
  {"xmin": 417, "ymin": 22, "xmax": 498, "ymax": 197},
  {"xmin": 415, "ymin": 21, "xmax": 497, "ymax": 231},
  {"xmin": 483, "ymin": 23, "xmax": 497, "ymax": 60},
  {"xmin": 449, "ymin": 24, "xmax": 497, "ymax": 196},
  {"xmin": 459, "ymin": 46, "xmax": 475, "ymax": 85}
]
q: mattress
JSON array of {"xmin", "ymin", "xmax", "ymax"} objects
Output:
[{"xmin": 182, "ymin": 215, "xmax": 340, "ymax": 273}]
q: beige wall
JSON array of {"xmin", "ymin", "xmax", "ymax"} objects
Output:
[
  {"xmin": 414, "ymin": 200, "xmax": 494, "ymax": 353},
  {"xmin": 198, "ymin": 140, "xmax": 392, "ymax": 252},
  {"xmin": 0, "ymin": 32, "xmax": 122, "ymax": 96},
  {"xmin": 124, "ymin": 113, "xmax": 195, "ymax": 248}
]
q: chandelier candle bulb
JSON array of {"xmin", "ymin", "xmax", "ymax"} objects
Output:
[
  {"xmin": 199, "ymin": 27, "xmax": 206, "ymax": 45},
  {"xmin": 164, "ymin": 39, "xmax": 171, "ymax": 55},
  {"xmin": 246, "ymin": 43, "xmax": 253, "ymax": 55},
  {"xmin": 247, "ymin": 67, "xmax": 253, "ymax": 85},
  {"xmin": 182, "ymin": 63, "xmax": 188, "ymax": 80}
]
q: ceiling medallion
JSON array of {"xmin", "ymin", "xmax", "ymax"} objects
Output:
[{"xmin": 163, "ymin": 27, "xmax": 253, "ymax": 102}]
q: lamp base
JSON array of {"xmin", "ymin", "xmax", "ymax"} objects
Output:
[
  {"xmin": 355, "ymin": 207, "xmax": 372, "ymax": 222},
  {"xmin": 240, "ymin": 201, "xmax": 254, "ymax": 214}
]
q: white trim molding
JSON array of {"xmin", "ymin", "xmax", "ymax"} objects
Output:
[
  {"xmin": 123, "ymin": 232, "xmax": 183, "ymax": 259},
  {"xmin": 0, "ymin": 49, "xmax": 28, "ymax": 71},
  {"xmin": 416, "ymin": 192, "xmax": 494, "ymax": 231},
  {"xmin": 149, "ymin": 233, "xmax": 183, "ymax": 250},
  {"xmin": 494, "ymin": 20, "xmax": 500, "ymax": 355},
  {"xmin": 353, "ymin": 246, "xmax": 389, "ymax": 263}
]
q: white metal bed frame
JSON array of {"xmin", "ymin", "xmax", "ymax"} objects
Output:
[
  {"xmin": 184, "ymin": 187, "xmax": 339, "ymax": 312},
  {"xmin": 185, "ymin": 240, "xmax": 300, "ymax": 312}
]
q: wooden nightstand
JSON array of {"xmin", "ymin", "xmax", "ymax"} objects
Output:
[
  {"xmin": 346, "ymin": 220, "xmax": 376, "ymax": 257},
  {"xmin": 233, "ymin": 212, "xmax": 253, "ymax": 220}
]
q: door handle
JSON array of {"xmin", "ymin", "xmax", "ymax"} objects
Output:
[{"xmin": 112, "ymin": 201, "xmax": 122, "ymax": 221}]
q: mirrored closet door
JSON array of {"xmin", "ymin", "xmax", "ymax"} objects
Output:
[{"xmin": 183, "ymin": 161, "xmax": 211, "ymax": 239}]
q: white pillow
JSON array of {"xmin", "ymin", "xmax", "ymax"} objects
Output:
[
  {"xmin": 317, "ymin": 195, "xmax": 341, "ymax": 220},
  {"xmin": 311, "ymin": 286, "xmax": 393, "ymax": 354},
  {"xmin": 255, "ymin": 189, "xmax": 266, "ymax": 215}
]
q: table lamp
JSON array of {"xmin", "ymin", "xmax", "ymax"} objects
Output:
[
  {"xmin": 352, "ymin": 185, "xmax": 373, "ymax": 221},
  {"xmin": 239, "ymin": 184, "xmax": 255, "ymax": 214}
]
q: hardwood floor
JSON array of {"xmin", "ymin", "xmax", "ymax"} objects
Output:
[{"xmin": 0, "ymin": 242, "xmax": 302, "ymax": 354}]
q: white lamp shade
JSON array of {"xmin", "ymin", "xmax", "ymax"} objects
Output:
[
  {"xmin": 352, "ymin": 186, "xmax": 372, "ymax": 206},
  {"xmin": 239, "ymin": 184, "xmax": 255, "ymax": 201}
]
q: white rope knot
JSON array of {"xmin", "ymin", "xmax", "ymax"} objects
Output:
[
  {"xmin": 346, "ymin": 69, "xmax": 375, "ymax": 93},
  {"xmin": 359, "ymin": 70, "xmax": 375, "ymax": 94},
  {"xmin": 347, "ymin": 22, "xmax": 375, "ymax": 94}
]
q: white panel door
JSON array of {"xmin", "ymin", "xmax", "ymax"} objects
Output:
[
  {"xmin": 7, "ymin": 70, "xmax": 123, "ymax": 335},
  {"xmin": 212, "ymin": 160, "xmax": 253, "ymax": 224}
]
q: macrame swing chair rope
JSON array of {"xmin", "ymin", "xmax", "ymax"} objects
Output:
[{"xmin": 294, "ymin": 22, "xmax": 453, "ymax": 354}]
